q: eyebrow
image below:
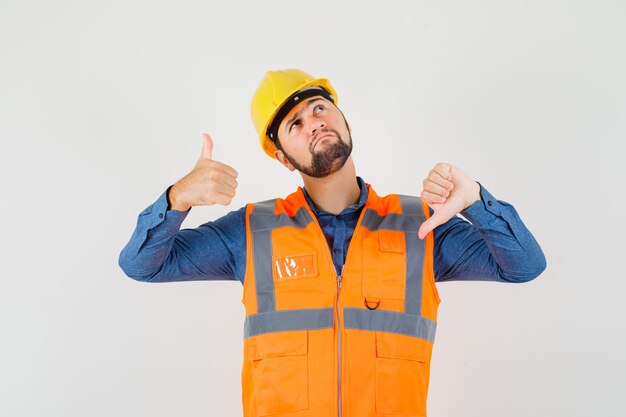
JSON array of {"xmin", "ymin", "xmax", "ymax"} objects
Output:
[{"xmin": 283, "ymin": 98, "xmax": 325, "ymax": 132}]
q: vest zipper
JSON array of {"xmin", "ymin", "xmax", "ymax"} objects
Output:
[
  {"xmin": 336, "ymin": 271, "xmax": 342, "ymax": 417},
  {"xmin": 300, "ymin": 188, "xmax": 369, "ymax": 417}
]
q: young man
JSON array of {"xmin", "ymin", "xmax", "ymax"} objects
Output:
[{"xmin": 119, "ymin": 69, "xmax": 546, "ymax": 417}]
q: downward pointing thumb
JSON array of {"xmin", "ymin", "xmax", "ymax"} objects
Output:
[
  {"xmin": 199, "ymin": 133, "xmax": 213, "ymax": 160},
  {"xmin": 418, "ymin": 214, "xmax": 442, "ymax": 240}
]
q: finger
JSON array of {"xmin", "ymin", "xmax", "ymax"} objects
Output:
[
  {"xmin": 208, "ymin": 182, "xmax": 237, "ymax": 199},
  {"xmin": 199, "ymin": 133, "xmax": 213, "ymax": 160},
  {"xmin": 213, "ymin": 188, "xmax": 236, "ymax": 206},
  {"xmin": 421, "ymin": 190, "xmax": 448, "ymax": 204},
  {"xmin": 210, "ymin": 161, "xmax": 239, "ymax": 179},
  {"xmin": 433, "ymin": 162, "xmax": 452, "ymax": 181},
  {"xmin": 422, "ymin": 179, "xmax": 451, "ymax": 197},
  {"xmin": 418, "ymin": 211, "xmax": 447, "ymax": 240},
  {"xmin": 428, "ymin": 169, "xmax": 454, "ymax": 191},
  {"xmin": 418, "ymin": 223, "xmax": 430, "ymax": 240},
  {"xmin": 213, "ymin": 190, "xmax": 236, "ymax": 206},
  {"xmin": 217, "ymin": 172, "xmax": 238, "ymax": 189}
]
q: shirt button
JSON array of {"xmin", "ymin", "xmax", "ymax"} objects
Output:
[
  {"xmin": 159, "ymin": 213, "xmax": 164, "ymax": 218},
  {"xmin": 487, "ymin": 201, "xmax": 493, "ymax": 206},
  {"xmin": 335, "ymin": 215, "xmax": 341, "ymax": 219},
  {"xmin": 333, "ymin": 248, "xmax": 340, "ymax": 254}
]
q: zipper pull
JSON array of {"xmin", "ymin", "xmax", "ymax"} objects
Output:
[{"xmin": 338, "ymin": 264, "xmax": 345, "ymax": 289}]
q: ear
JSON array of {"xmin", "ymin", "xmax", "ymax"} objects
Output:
[{"xmin": 274, "ymin": 150, "xmax": 296, "ymax": 171}]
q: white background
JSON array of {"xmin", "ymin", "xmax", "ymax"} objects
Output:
[{"xmin": 1, "ymin": 0, "xmax": 624, "ymax": 416}]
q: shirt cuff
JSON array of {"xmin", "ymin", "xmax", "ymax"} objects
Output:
[
  {"xmin": 141, "ymin": 187, "xmax": 190, "ymax": 230},
  {"xmin": 459, "ymin": 182, "xmax": 502, "ymax": 226}
]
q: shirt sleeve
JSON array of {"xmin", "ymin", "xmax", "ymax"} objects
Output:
[
  {"xmin": 118, "ymin": 187, "xmax": 247, "ymax": 284},
  {"xmin": 432, "ymin": 182, "xmax": 547, "ymax": 283}
]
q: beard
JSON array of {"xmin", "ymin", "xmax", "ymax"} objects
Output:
[{"xmin": 282, "ymin": 128, "xmax": 353, "ymax": 178}]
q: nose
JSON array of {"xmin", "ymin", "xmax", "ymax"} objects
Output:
[{"xmin": 308, "ymin": 117, "xmax": 326, "ymax": 136}]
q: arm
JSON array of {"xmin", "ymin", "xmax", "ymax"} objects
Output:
[
  {"xmin": 432, "ymin": 183, "xmax": 547, "ymax": 283},
  {"xmin": 118, "ymin": 186, "xmax": 247, "ymax": 283},
  {"xmin": 118, "ymin": 132, "xmax": 245, "ymax": 282}
]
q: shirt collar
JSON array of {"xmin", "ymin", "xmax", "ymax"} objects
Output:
[{"xmin": 302, "ymin": 176, "xmax": 369, "ymax": 217}]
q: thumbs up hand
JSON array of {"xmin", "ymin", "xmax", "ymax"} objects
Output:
[
  {"xmin": 169, "ymin": 133, "xmax": 239, "ymax": 211},
  {"xmin": 417, "ymin": 163, "xmax": 481, "ymax": 240}
]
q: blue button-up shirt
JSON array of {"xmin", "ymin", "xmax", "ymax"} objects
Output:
[{"xmin": 119, "ymin": 177, "xmax": 546, "ymax": 284}]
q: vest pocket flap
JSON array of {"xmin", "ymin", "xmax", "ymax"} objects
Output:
[
  {"xmin": 362, "ymin": 231, "xmax": 406, "ymax": 300},
  {"xmin": 374, "ymin": 331, "xmax": 430, "ymax": 415},
  {"xmin": 250, "ymin": 330, "xmax": 308, "ymax": 360},
  {"xmin": 378, "ymin": 229, "xmax": 406, "ymax": 253},
  {"xmin": 375, "ymin": 331, "xmax": 428, "ymax": 362}
]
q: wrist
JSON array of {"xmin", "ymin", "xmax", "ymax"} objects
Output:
[
  {"xmin": 169, "ymin": 183, "xmax": 191, "ymax": 212},
  {"xmin": 464, "ymin": 181, "xmax": 481, "ymax": 210}
]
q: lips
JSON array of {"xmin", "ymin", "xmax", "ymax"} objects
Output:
[{"xmin": 313, "ymin": 133, "xmax": 335, "ymax": 149}]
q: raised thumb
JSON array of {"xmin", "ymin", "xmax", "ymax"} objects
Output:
[{"xmin": 199, "ymin": 133, "xmax": 213, "ymax": 160}]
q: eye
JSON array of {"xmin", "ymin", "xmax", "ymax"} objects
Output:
[
  {"xmin": 314, "ymin": 104, "xmax": 324, "ymax": 113},
  {"xmin": 289, "ymin": 120, "xmax": 301, "ymax": 132}
]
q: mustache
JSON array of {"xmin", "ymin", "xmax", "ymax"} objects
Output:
[{"xmin": 310, "ymin": 129, "xmax": 340, "ymax": 152}]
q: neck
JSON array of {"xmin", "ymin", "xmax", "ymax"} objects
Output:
[{"xmin": 301, "ymin": 157, "xmax": 360, "ymax": 215}]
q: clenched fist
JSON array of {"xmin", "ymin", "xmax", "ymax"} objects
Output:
[
  {"xmin": 417, "ymin": 163, "xmax": 481, "ymax": 240},
  {"xmin": 168, "ymin": 133, "xmax": 239, "ymax": 211}
]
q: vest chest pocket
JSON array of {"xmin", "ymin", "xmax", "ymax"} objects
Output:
[
  {"xmin": 362, "ymin": 230, "xmax": 406, "ymax": 300},
  {"xmin": 375, "ymin": 331, "xmax": 430, "ymax": 416},
  {"xmin": 249, "ymin": 330, "xmax": 309, "ymax": 416}
]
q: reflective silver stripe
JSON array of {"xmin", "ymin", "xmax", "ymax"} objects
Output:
[
  {"xmin": 404, "ymin": 231, "xmax": 424, "ymax": 316},
  {"xmin": 398, "ymin": 195, "xmax": 425, "ymax": 316},
  {"xmin": 244, "ymin": 307, "xmax": 335, "ymax": 338},
  {"xmin": 250, "ymin": 200, "xmax": 278, "ymax": 313},
  {"xmin": 252, "ymin": 228, "xmax": 275, "ymax": 312},
  {"xmin": 361, "ymin": 195, "xmax": 426, "ymax": 232},
  {"xmin": 250, "ymin": 206, "xmax": 314, "ymax": 232},
  {"xmin": 361, "ymin": 210, "xmax": 424, "ymax": 232},
  {"xmin": 249, "ymin": 200, "xmax": 315, "ymax": 313},
  {"xmin": 397, "ymin": 194, "xmax": 423, "ymax": 217},
  {"xmin": 343, "ymin": 307, "xmax": 437, "ymax": 343}
]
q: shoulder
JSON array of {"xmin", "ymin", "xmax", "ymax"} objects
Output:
[{"xmin": 246, "ymin": 188, "xmax": 305, "ymax": 216}]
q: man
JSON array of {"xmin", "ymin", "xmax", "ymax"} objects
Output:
[{"xmin": 119, "ymin": 69, "xmax": 546, "ymax": 417}]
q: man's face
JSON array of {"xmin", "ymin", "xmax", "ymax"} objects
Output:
[{"xmin": 274, "ymin": 96, "xmax": 353, "ymax": 178}]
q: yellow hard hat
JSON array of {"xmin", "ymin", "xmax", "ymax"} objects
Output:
[{"xmin": 250, "ymin": 69, "xmax": 338, "ymax": 159}]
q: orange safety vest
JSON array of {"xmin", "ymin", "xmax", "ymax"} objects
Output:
[{"xmin": 241, "ymin": 183, "xmax": 440, "ymax": 417}]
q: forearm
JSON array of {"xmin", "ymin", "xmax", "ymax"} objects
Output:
[
  {"xmin": 118, "ymin": 187, "xmax": 245, "ymax": 283},
  {"xmin": 118, "ymin": 187, "xmax": 191, "ymax": 281},
  {"xmin": 435, "ymin": 184, "xmax": 547, "ymax": 283}
]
